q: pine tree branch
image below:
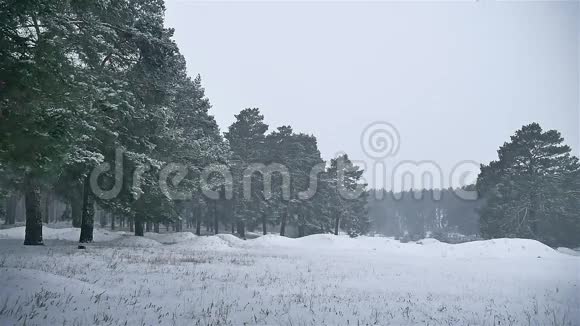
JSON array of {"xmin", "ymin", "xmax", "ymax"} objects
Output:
[
  {"xmin": 100, "ymin": 53, "xmax": 113, "ymax": 68},
  {"xmin": 30, "ymin": 14, "xmax": 41, "ymax": 41}
]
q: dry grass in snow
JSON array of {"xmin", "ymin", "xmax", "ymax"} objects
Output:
[{"xmin": 0, "ymin": 226, "xmax": 579, "ymax": 325}]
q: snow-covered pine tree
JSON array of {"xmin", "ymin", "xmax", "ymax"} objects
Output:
[
  {"xmin": 289, "ymin": 133, "xmax": 325, "ymax": 237},
  {"xmin": 225, "ymin": 108, "xmax": 269, "ymax": 238},
  {"xmin": 326, "ymin": 154, "xmax": 368, "ymax": 237},
  {"xmin": 477, "ymin": 123, "xmax": 580, "ymax": 246},
  {"xmin": 0, "ymin": 0, "xmax": 104, "ymax": 245},
  {"xmin": 264, "ymin": 126, "xmax": 303, "ymax": 236}
]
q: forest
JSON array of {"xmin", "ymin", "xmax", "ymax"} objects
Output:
[
  {"xmin": 1, "ymin": 1, "xmax": 579, "ymax": 325},
  {"xmin": 0, "ymin": 0, "xmax": 369, "ymax": 244},
  {"xmin": 367, "ymin": 187, "xmax": 482, "ymax": 242},
  {"xmin": 1, "ymin": 1, "xmax": 579, "ymax": 249}
]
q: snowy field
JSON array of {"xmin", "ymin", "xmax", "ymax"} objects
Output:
[{"xmin": 0, "ymin": 227, "xmax": 579, "ymax": 325}]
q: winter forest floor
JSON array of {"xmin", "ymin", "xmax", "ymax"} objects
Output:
[{"xmin": 0, "ymin": 226, "xmax": 579, "ymax": 326}]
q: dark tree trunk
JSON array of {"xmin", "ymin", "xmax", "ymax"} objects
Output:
[
  {"xmin": 154, "ymin": 222, "xmax": 160, "ymax": 233},
  {"xmin": 188, "ymin": 203, "xmax": 194, "ymax": 229},
  {"xmin": 111, "ymin": 214, "xmax": 115, "ymax": 230},
  {"xmin": 99, "ymin": 209, "xmax": 106, "ymax": 228},
  {"xmin": 231, "ymin": 206, "xmax": 237, "ymax": 234},
  {"xmin": 529, "ymin": 195, "xmax": 538, "ymax": 236},
  {"xmin": 71, "ymin": 195, "xmax": 82, "ymax": 228},
  {"xmin": 41, "ymin": 190, "xmax": 49, "ymax": 224},
  {"xmin": 60, "ymin": 203, "xmax": 71, "ymax": 221},
  {"xmin": 298, "ymin": 225, "xmax": 305, "ymax": 237},
  {"xmin": 262, "ymin": 214, "xmax": 267, "ymax": 235},
  {"xmin": 238, "ymin": 221, "xmax": 246, "ymax": 239},
  {"xmin": 213, "ymin": 200, "xmax": 219, "ymax": 234},
  {"xmin": 79, "ymin": 177, "xmax": 94, "ymax": 243},
  {"xmin": 129, "ymin": 218, "xmax": 134, "ymax": 232},
  {"xmin": 134, "ymin": 215, "xmax": 144, "ymax": 236},
  {"xmin": 195, "ymin": 218, "xmax": 201, "ymax": 236},
  {"xmin": 24, "ymin": 179, "xmax": 43, "ymax": 245},
  {"xmin": 5, "ymin": 194, "xmax": 17, "ymax": 225},
  {"xmin": 280, "ymin": 212, "xmax": 287, "ymax": 236},
  {"xmin": 334, "ymin": 216, "xmax": 340, "ymax": 235},
  {"xmin": 145, "ymin": 221, "xmax": 151, "ymax": 232}
]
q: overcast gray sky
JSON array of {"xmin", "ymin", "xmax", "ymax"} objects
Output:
[{"xmin": 165, "ymin": 0, "xmax": 579, "ymax": 191}]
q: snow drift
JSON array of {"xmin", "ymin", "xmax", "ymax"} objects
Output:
[
  {"xmin": 0, "ymin": 226, "xmax": 124, "ymax": 242},
  {"xmin": 0, "ymin": 226, "xmax": 569, "ymax": 259}
]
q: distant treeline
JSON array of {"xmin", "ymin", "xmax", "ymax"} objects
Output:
[{"xmin": 367, "ymin": 188, "xmax": 482, "ymax": 241}]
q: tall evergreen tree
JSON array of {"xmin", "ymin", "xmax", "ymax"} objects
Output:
[
  {"xmin": 0, "ymin": 0, "xmax": 101, "ymax": 244},
  {"xmin": 264, "ymin": 126, "xmax": 300, "ymax": 236},
  {"xmin": 225, "ymin": 108, "xmax": 268, "ymax": 238},
  {"xmin": 477, "ymin": 123, "xmax": 580, "ymax": 247},
  {"xmin": 326, "ymin": 154, "xmax": 368, "ymax": 237}
]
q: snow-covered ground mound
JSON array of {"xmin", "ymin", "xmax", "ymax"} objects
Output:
[
  {"xmin": 0, "ymin": 226, "xmax": 567, "ymax": 259},
  {"xmin": 170, "ymin": 233, "xmax": 239, "ymax": 251},
  {"xmin": 215, "ymin": 233, "xmax": 246, "ymax": 247},
  {"xmin": 244, "ymin": 234, "xmax": 564, "ymax": 259},
  {"xmin": 438, "ymin": 237, "xmax": 561, "ymax": 258},
  {"xmin": 0, "ymin": 227, "xmax": 578, "ymax": 325},
  {"xmin": 107, "ymin": 235, "xmax": 162, "ymax": 248},
  {"xmin": 0, "ymin": 267, "xmax": 110, "ymax": 325},
  {"xmin": 0, "ymin": 226, "xmax": 125, "ymax": 242},
  {"xmin": 557, "ymin": 247, "xmax": 580, "ymax": 256},
  {"xmin": 144, "ymin": 231, "xmax": 196, "ymax": 244}
]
